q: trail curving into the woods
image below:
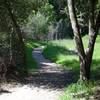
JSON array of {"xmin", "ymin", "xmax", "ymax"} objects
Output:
[{"xmin": 0, "ymin": 46, "xmax": 74, "ymax": 100}]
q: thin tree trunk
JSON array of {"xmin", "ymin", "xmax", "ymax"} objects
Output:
[
  {"xmin": 4, "ymin": 0, "xmax": 27, "ymax": 75},
  {"xmin": 9, "ymin": 31, "xmax": 13, "ymax": 65},
  {"xmin": 67, "ymin": 0, "xmax": 85, "ymax": 59},
  {"xmin": 67, "ymin": 0, "xmax": 88, "ymax": 80},
  {"xmin": 85, "ymin": 0, "xmax": 100, "ymax": 80},
  {"xmin": 67, "ymin": 0, "xmax": 100, "ymax": 81}
]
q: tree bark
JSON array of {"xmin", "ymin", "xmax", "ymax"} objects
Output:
[
  {"xmin": 67, "ymin": 0, "xmax": 100, "ymax": 81},
  {"xmin": 85, "ymin": 0, "xmax": 100, "ymax": 80},
  {"xmin": 67, "ymin": 0, "xmax": 87, "ymax": 80}
]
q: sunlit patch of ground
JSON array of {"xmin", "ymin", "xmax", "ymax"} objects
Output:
[{"xmin": 0, "ymin": 83, "xmax": 62, "ymax": 100}]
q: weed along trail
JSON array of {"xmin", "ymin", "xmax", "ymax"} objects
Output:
[{"xmin": 0, "ymin": 46, "xmax": 73, "ymax": 100}]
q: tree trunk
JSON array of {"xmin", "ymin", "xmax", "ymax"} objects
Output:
[
  {"xmin": 67, "ymin": 0, "xmax": 85, "ymax": 59},
  {"xmin": 67, "ymin": 0, "xmax": 100, "ymax": 81},
  {"xmin": 79, "ymin": 57, "xmax": 91, "ymax": 80},
  {"xmin": 9, "ymin": 31, "xmax": 13, "ymax": 65},
  {"xmin": 4, "ymin": 0, "xmax": 27, "ymax": 75},
  {"xmin": 81, "ymin": 0, "xmax": 96, "ymax": 80},
  {"xmin": 67, "ymin": 0, "xmax": 87, "ymax": 80},
  {"xmin": 84, "ymin": 0, "xmax": 100, "ymax": 80}
]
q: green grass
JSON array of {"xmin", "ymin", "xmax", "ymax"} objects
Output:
[
  {"xmin": 43, "ymin": 39, "xmax": 79, "ymax": 79},
  {"xmin": 25, "ymin": 37, "xmax": 100, "ymax": 99},
  {"xmin": 25, "ymin": 40, "xmax": 47, "ymax": 73},
  {"xmin": 43, "ymin": 35, "xmax": 100, "ymax": 80},
  {"xmin": 60, "ymin": 81, "xmax": 100, "ymax": 100},
  {"xmin": 43, "ymin": 35, "xmax": 100, "ymax": 100}
]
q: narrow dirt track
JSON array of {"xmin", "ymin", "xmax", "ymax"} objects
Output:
[{"xmin": 0, "ymin": 46, "xmax": 74, "ymax": 100}]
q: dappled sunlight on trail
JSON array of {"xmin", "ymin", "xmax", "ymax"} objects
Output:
[{"xmin": 0, "ymin": 46, "xmax": 74, "ymax": 100}]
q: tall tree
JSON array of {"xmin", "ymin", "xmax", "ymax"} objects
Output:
[
  {"xmin": 67, "ymin": 0, "xmax": 100, "ymax": 81},
  {"xmin": 0, "ymin": 0, "xmax": 33, "ymax": 77}
]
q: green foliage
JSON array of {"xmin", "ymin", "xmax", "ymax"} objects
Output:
[
  {"xmin": 0, "ymin": 32, "xmax": 9, "ymax": 58},
  {"xmin": 39, "ymin": 3, "xmax": 55, "ymax": 22},
  {"xmin": 25, "ymin": 40, "xmax": 47, "ymax": 73},
  {"xmin": 0, "ymin": 32, "xmax": 9, "ymax": 46},
  {"xmin": 24, "ymin": 3, "xmax": 55, "ymax": 40},
  {"xmin": 49, "ymin": 0, "xmax": 67, "ymax": 20},
  {"xmin": 25, "ymin": 11, "xmax": 48, "ymax": 38},
  {"xmin": 0, "ymin": 0, "xmax": 33, "ymax": 28},
  {"xmin": 25, "ymin": 40, "xmax": 40, "ymax": 73},
  {"xmin": 26, "ymin": 46, "xmax": 35, "ymax": 72},
  {"xmin": 43, "ymin": 35, "xmax": 100, "ymax": 80},
  {"xmin": 27, "ymin": 0, "xmax": 48, "ymax": 11},
  {"xmin": 9, "ymin": 0, "xmax": 33, "ymax": 24},
  {"xmin": 60, "ymin": 81, "xmax": 97, "ymax": 100}
]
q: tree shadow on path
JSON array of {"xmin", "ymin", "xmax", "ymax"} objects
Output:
[
  {"xmin": 24, "ymin": 46, "xmax": 75, "ymax": 90},
  {"xmin": 25, "ymin": 71, "xmax": 74, "ymax": 90}
]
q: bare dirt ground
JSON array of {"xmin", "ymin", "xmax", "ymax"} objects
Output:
[
  {"xmin": 0, "ymin": 83, "xmax": 62, "ymax": 100},
  {"xmin": 0, "ymin": 46, "xmax": 74, "ymax": 100}
]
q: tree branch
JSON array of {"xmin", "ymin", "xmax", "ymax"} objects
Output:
[{"xmin": 67, "ymin": 0, "xmax": 86, "ymax": 60}]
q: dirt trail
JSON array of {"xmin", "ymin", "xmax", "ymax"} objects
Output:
[{"xmin": 0, "ymin": 46, "xmax": 73, "ymax": 100}]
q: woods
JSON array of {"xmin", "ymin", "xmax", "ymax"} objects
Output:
[{"xmin": 0, "ymin": 0, "xmax": 100, "ymax": 100}]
